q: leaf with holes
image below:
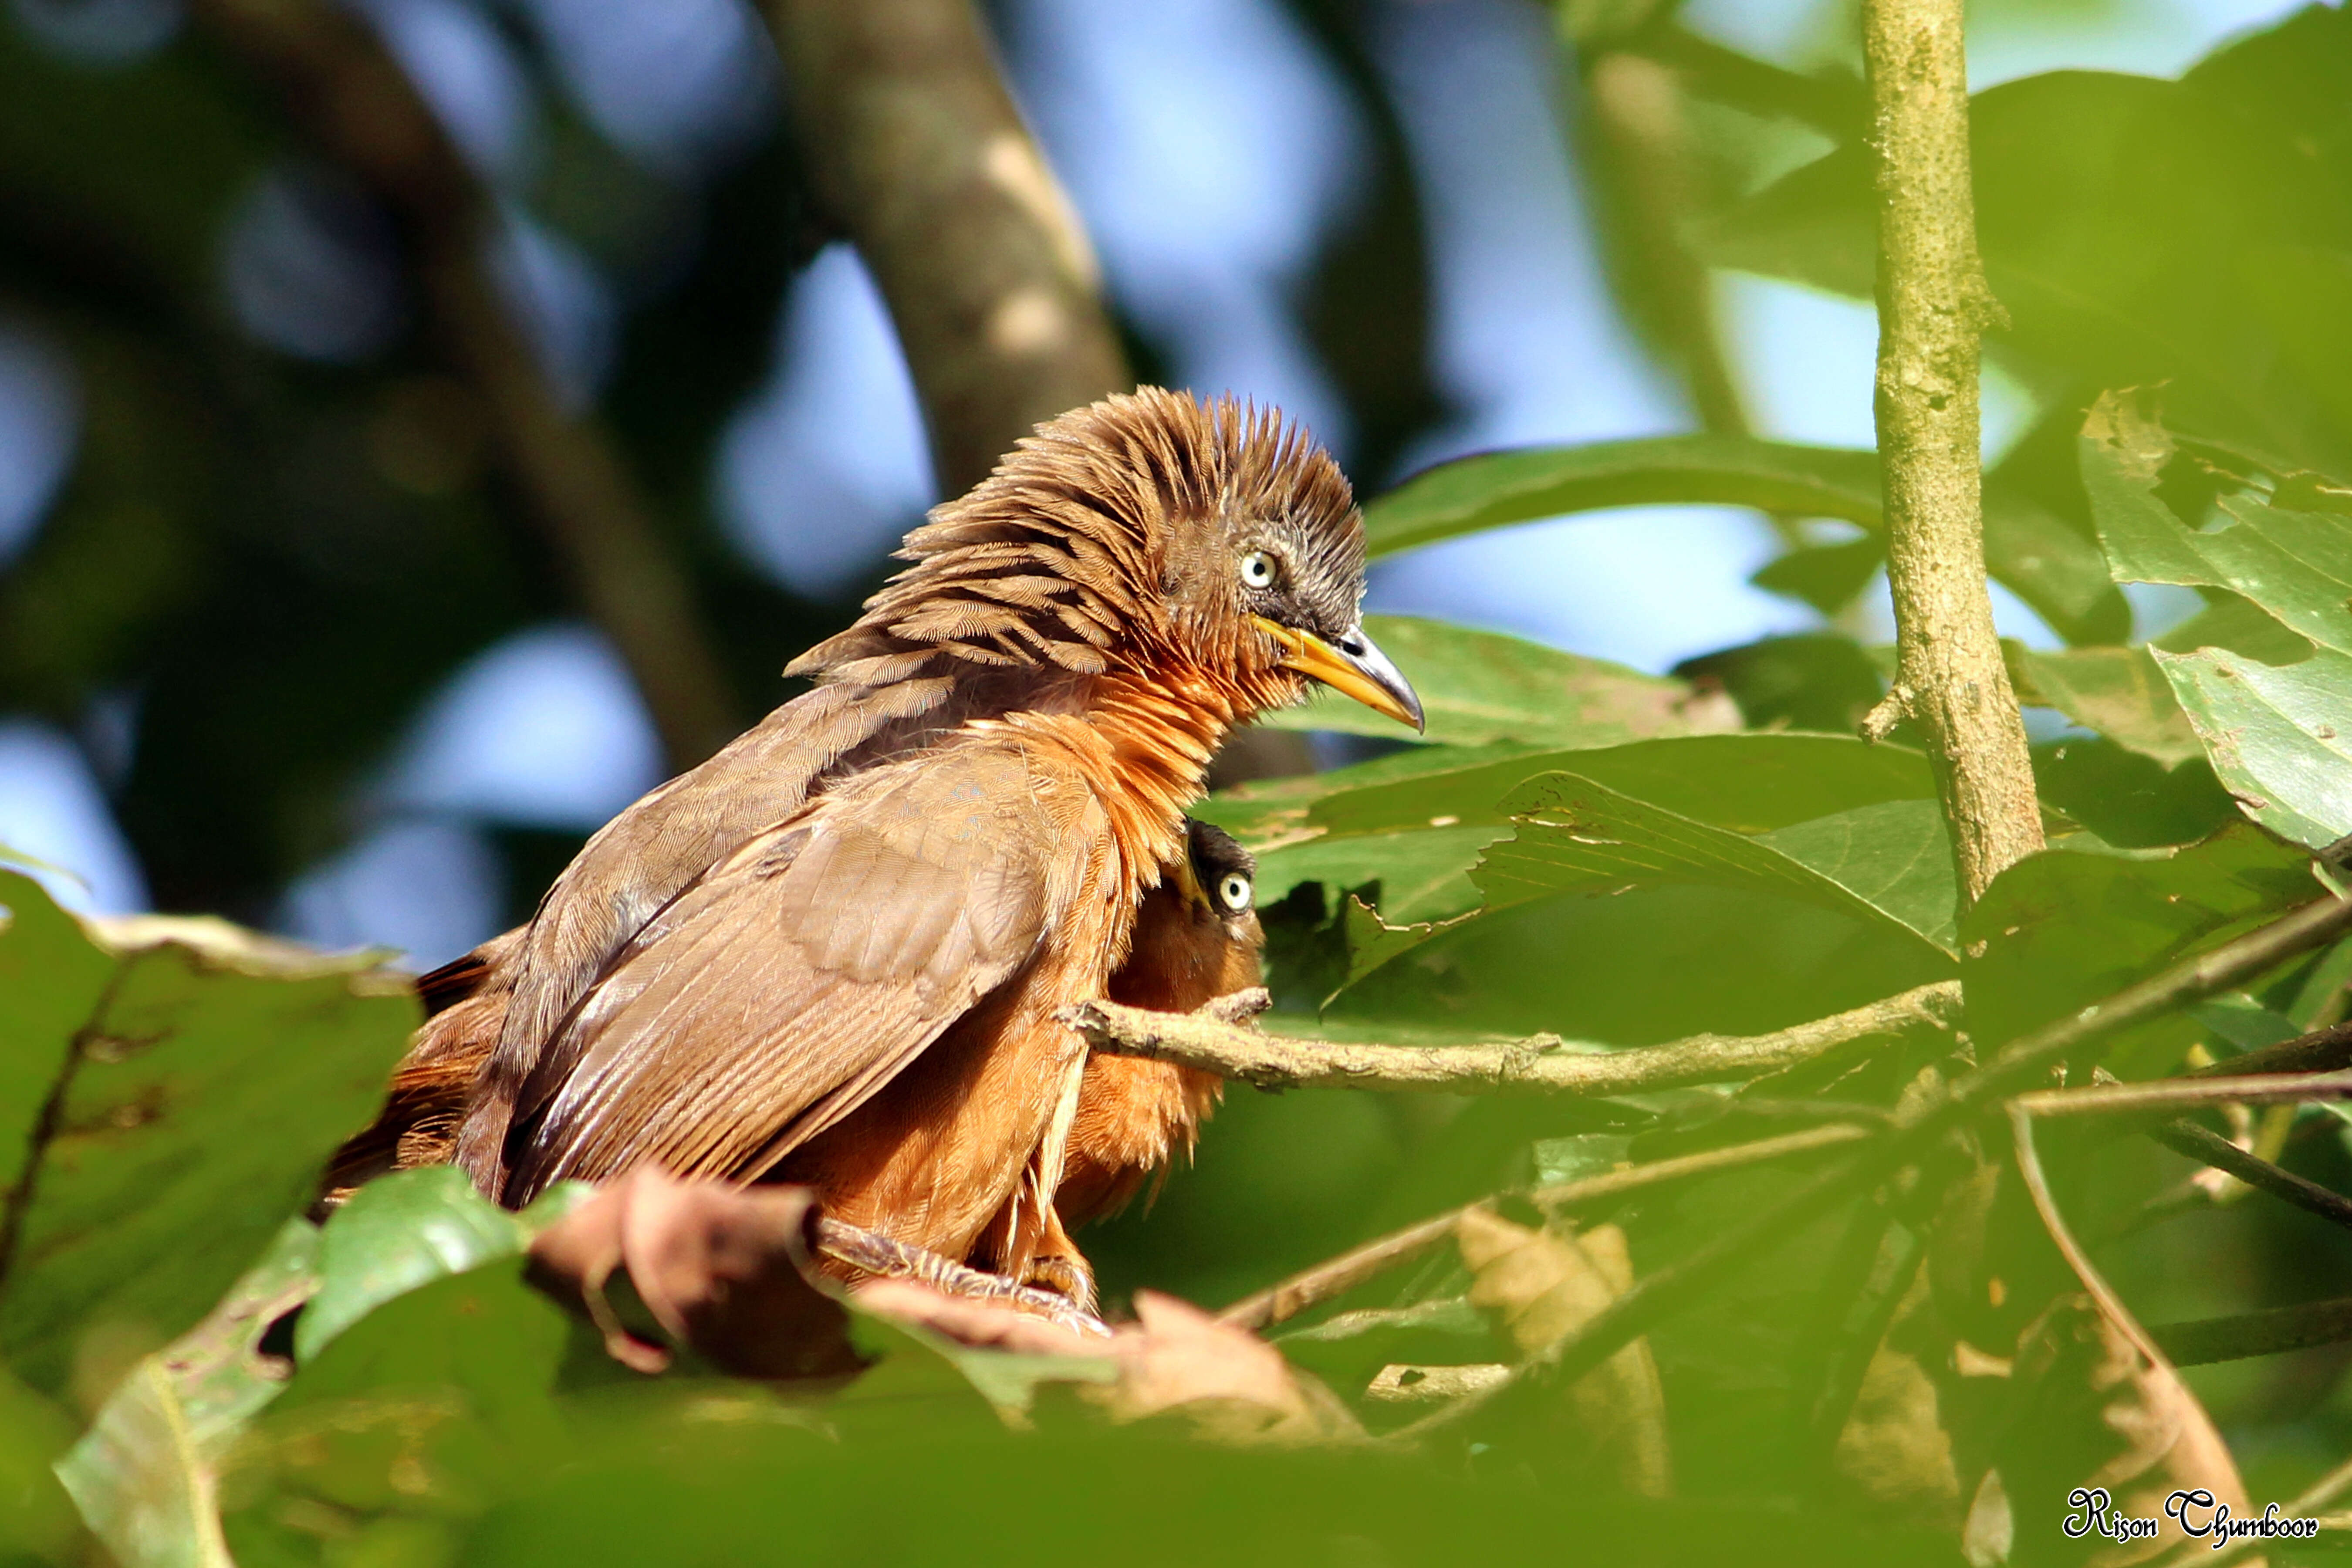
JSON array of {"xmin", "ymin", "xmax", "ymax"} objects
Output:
[
  {"xmin": 1471, "ymin": 775, "xmax": 1958, "ymax": 960},
  {"xmin": 2012, "ymin": 645, "xmax": 2203, "ymax": 769},
  {"xmin": 0, "ymin": 872, "xmax": 412, "ymax": 1398},
  {"xmin": 2154, "ymin": 645, "xmax": 2352, "ymax": 850},
  {"xmin": 55, "ymin": 1218, "xmax": 319, "ymax": 1568},
  {"xmin": 2083, "ymin": 392, "xmax": 2352, "ymax": 658}
]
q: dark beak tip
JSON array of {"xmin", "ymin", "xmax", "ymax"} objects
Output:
[{"xmin": 1347, "ymin": 622, "xmax": 1424, "ymax": 735}]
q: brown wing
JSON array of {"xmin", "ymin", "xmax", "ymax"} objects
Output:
[
  {"xmin": 456, "ymin": 661, "xmax": 964, "ymax": 1188},
  {"xmin": 500, "ymin": 741, "xmax": 1093, "ymax": 1205}
]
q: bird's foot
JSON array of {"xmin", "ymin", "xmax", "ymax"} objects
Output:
[
  {"xmin": 813, "ymin": 1217, "xmax": 1110, "ymax": 1337},
  {"xmin": 1199, "ymin": 986, "xmax": 1271, "ymax": 1024},
  {"xmin": 1018, "ymin": 1253, "xmax": 1100, "ymax": 1318}
]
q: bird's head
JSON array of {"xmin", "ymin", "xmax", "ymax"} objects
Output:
[
  {"xmin": 1169, "ymin": 817, "xmax": 1261, "ymax": 944},
  {"xmin": 794, "ymin": 388, "xmax": 1422, "ymax": 733}
]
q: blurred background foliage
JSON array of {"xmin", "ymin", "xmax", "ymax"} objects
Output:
[{"xmin": 8, "ymin": 0, "xmax": 2352, "ymax": 1561}]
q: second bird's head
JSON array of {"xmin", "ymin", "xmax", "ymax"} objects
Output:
[{"xmin": 796, "ymin": 388, "xmax": 1423, "ymax": 734}]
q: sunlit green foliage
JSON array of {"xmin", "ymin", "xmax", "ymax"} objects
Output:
[{"xmin": 10, "ymin": 4, "xmax": 2352, "ymax": 1565}]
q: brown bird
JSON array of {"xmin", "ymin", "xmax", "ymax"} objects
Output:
[
  {"xmin": 325, "ymin": 816, "xmax": 1261, "ymax": 1313},
  {"xmin": 1058, "ymin": 817, "xmax": 1259, "ymax": 1232},
  {"xmin": 333, "ymin": 390, "xmax": 1419, "ymax": 1294}
]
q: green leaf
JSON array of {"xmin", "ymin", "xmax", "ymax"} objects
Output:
[
  {"xmin": 2084, "ymin": 394, "xmax": 2352, "ymax": 658},
  {"xmin": 2013, "ymin": 645, "xmax": 2203, "ymax": 768},
  {"xmin": 54, "ymin": 1218, "xmax": 319, "ymax": 1568},
  {"xmin": 0, "ymin": 871, "xmax": 114, "ymax": 1170},
  {"xmin": 2030, "ymin": 738, "xmax": 2236, "ymax": 851},
  {"xmin": 2190, "ymin": 993, "xmax": 2303, "ymax": 1053},
  {"xmin": 1213, "ymin": 734, "xmax": 1941, "ymax": 956},
  {"xmin": 1711, "ymin": 31, "xmax": 2352, "ymax": 475},
  {"xmin": 222, "ymin": 1257, "xmax": 576, "ymax": 1566},
  {"xmin": 1314, "ymin": 733, "xmax": 1936, "ymax": 841},
  {"xmin": 0, "ymin": 1357, "xmax": 81, "ymax": 1565},
  {"xmin": 1472, "ymin": 774, "xmax": 1960, "ymax": 959},
  {"xmin": 1363, "ymin": 436, "xmax": 1882, "ymax": 556},
  {"xmin": 1253, "ymin": 615, "xmax": 1738, "ymax": 747},
  {"xmin": 296, "ymin": 1168, "xmax": 535, "ymax": 1363},
  {"xmin": 1674, "ymin": 634, "xmax": 1888, "ymax": 735},
  {"xmin": 1361, "ymin": 437, "xmax": 2122, "ymax": 645},
  {"xmin": 0, "ymin": 875, "xmax": 413, "ymax": 1397},
  {"xmin": 2150, "ymin": 592, "xmax": 2315, "ymax": 665},
  {"xmin": 1961, "ymin": 823, "xmax": 2318, "ymax": 1058},
  {"xmin": 2288, "ymin": 936, "xmax": 2352, "ymax": 1026},
  {"xmin": 1755, "ymin": 801, "xmax": 1963, "ymax": 953},
  {"xmin": 2153, "ymin": 645, "xmax": 2352, "ymax": 851},
  {"xmin": 1256, "ymin": 825, "xmax": 1510, "ymax": 925},
  {"xmin": 1750, "ymin": 536, "xmax": 1883, "ymax": 616}
]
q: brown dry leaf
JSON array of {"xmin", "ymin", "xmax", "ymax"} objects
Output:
[
  {"xmin": 524, "ymin": 1169, "xmax": 862, "ymax": 1381},
  {"xmin": 1454, "ymin": 1208, "xmax": 1672, "ymax": 1497},
  {"xmin": 1990, "ymin": 1293, "xmax": 2253, "ymax": 1568},
  {"xmin": 1835, "ymin": 1344, "xmax": 1963, "ymax": 1524},
  {"xmin": 1091, "ymin": 1291, "xmax": 1362, "ymax": 1446},
  {"xmin": 524, "ymin": 1174, "xmax": 1354, "ymax": 1445},
  {"xmin": 1364, "ymin": 1363, "xmax": 1511, "ymax": 1405}
]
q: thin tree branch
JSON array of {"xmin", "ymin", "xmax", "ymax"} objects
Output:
[
  {"xmin": 2156, "ymin": 1451, "xmax": 2352, "ymax": 1568},
  {"xmin": 2011, "ymin": 1071, "xmax": 2352, "ymax": 1122},
  {"xmin": 2147, "ymin": 1119, "xmax": 2352, "ymax": 1235},
  {"xmin": 1217, "ymin": 1122, "xmax": 1869, "ymax": 1332},
  {"xmin": 1071, "ymin": 982, "xmax": 1959, "ymax": 1098},
  {"xmin": 190, "ymin": 0, "xmax": 739, "ymax": 770},
  {"xmin": 1371, "ymin": 893, "xmax": 2352, "ymax": 1429},
  {"xmin": 1950, "ymin": 894, "xmax": 2352, "ymax": 1112},
  {"xmin": 2009, "ymin": 1103, "xmax": 2173, "ymax": 1372},
  {"xmin": 1861, "ymin": 0, "xmax": 2042, "ymax": 903},
  {"xmin": 762, "ymin": 0, "xmax": 1129, "ymax": 496},
  {"xmin": 1384, "ymin": 1152, "xmax": 1871, "ymax": 1444},
  {"xmin": 2192, "ymin": 1018, "xmax": 2352, "ymax": 1079},
  {"xmin": 2152, "ymin": 1298, "xmax": 2352, "ymax": 1368}
]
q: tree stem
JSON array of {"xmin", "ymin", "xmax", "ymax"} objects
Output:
[
  {"xmin": 194, "ymin": 0, "xmax": 742, "ymax": 771},
  {"xmin": 1861, "ymin": 0, "xmax": 2042, "ymax": 903},
  {"xmin": 763, "ymin": 0, "xmax": 1130, "ymax": 495},
  {"xmin": 1068, "ymin": 982, "xmax": 1958, "ymax": 1098},
  {"xmin": 193, "ymin": 0, "xmax": 740, "ymax": 771}
]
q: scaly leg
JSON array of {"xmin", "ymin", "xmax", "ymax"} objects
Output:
[
  {"xmin": 811, "ymin": 1216, "xmax": 1109, "ymax": 1338},
  {"xmin": 1018, "ymin": 1201, "xmax": 1098, "ymax": 1316}
]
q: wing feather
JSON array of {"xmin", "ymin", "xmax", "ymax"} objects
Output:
[{"xmin": 502, "ymin": 743, "xmax": 1079, "ymax": 1203}]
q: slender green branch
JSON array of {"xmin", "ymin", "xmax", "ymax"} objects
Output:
[
  {"xmin": 1074, "ymin": 982, "xmax": 1958, "ymax": 1098},
  {"xmin": 1860, "ymin": 0, "xmax": 2042, "ymax": 902},
  {"xmin": 1216, "ymin": 1123, "xmax": 1870, "ymax": 1332},
  {"xmin": 2008, "ymin": 1104, "xmax": 2171, "ymax": 1370}
]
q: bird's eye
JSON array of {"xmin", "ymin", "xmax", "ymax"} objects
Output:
[
  {"xmin": 1217, "ymin": 872, "xmax": 1253, "ymax": 912},
  {"xmin": 1239, "ymin": 550, "xmax": 1278, "ymax": 590}
]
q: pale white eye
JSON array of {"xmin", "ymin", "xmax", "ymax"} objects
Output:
[
  {"xmin": 1217, "ymin": 872, "xmax": 1254, "ymax": 912},
  {"xmin": 1239, "ymin": 550, "xmax": 1277, "ymax": 590}
]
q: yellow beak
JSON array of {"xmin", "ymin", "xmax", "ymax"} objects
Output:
[{"xmin": 1252, "ymin": 617, "xmax": 1425, "ymax": 733}]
